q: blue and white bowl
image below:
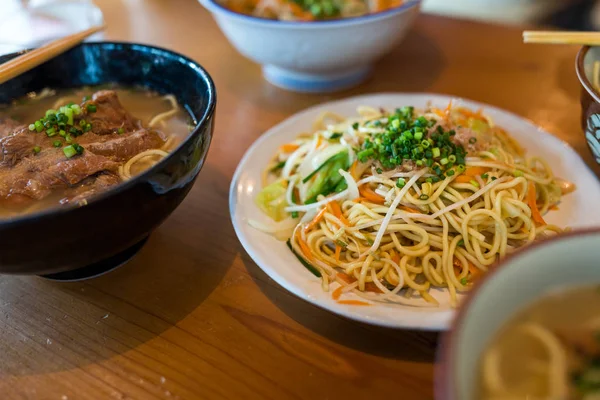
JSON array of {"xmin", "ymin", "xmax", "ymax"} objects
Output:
[{"xmin": 198, "ymin": 0, "xmax": 421, "ymax": 92}]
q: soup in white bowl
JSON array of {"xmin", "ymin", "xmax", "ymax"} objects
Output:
[{"xmin": 436, "ymin": 229, "xmax": 600, "ymax": 400}]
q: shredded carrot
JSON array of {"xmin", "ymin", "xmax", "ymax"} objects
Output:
[
  {"xmin": 464, "ymin": 166, "xmax": 489, "ymax": 176},
  {"xmin": 337, "ymin": 300, "xmax": 371, "ymax": 306},
  {"xmin": 549, "ymin": 204, "xmax": 559, "ymax": 211},
  {"xmin": 399, "ymin": 205, "xmax": 421, "ymax": 214},
  {"xmin": 334, "ymin": 245, "xmax": 341, "ymax": 263},
  {"xmin": 337, "ymin": 273, "xmax": 356, "ymax": 284},
  {"xmin": 444, "ymin": 100, "xmax": 453, "ymax": 120},
  {"xmin": 296, "ymin": 231, "xmax": 315, "ymax": 262},
  {"xmin": 527, "ymin": 182, "xmax": 546, "ymax": 226},
  {"xmin": 332, "ymin": 286, "xmax": 344, "ymax": 300},
  {"xmin": 431, "ymin": 108, "xmax": 445, "ymax": 118},
  {"xmin": 304, "ymin": 207, "xmax": 327, "ymax": 232},
  {"xmin": 364, "ymin": 282, "xmax": 382, "ymax": 293},
  {"xmin": 392, "ymin": 252, "xmax": 400, "ymax": 265},
  {"xmin": 467, "ymin": 261, "xmax": 481, "ymax": 279},
  {"xmin": 280, "ymin": 143, "xmax": 299, "ymax": 153},
  {"xmin": 454, "ymin": 166, "xmax": 491, "ymax": 183},
  {"xmin": 328, "ymin": 201, "xmax": 350, "ymax": 226},
  {"xmin": 454, "ymin": 175, "xmax": 474, "ymax": 184},
  {"xmin": 350, "ymin": 160, "xmax": 358, "ymax": 179},
  {"xmin": 358, "ymin": 185, "xmax": 385, "ymax": 204}
]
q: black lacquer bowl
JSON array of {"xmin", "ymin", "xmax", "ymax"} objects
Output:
[{"xmin": 0, "ymin": 42, "xmax": 216, "ymax": 277}]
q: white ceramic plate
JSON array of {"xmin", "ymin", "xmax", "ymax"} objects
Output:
[{"xmin": 229, "ymin": 93, "xmax": 600, "ymax": 330}]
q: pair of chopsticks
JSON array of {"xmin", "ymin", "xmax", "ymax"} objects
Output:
[
  {"xmin": 523, "ymin": 30, "xmax": 600, "ymax": 45},
  {"xmin": 0, "ymin": 25, "xmax": 105, "ymax": 85}
]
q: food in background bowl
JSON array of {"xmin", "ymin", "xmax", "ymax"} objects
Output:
[
  {"xmin": 198, "ymin": 0, "xmax": 420, "ymax": 92},
  {"xmin": 219, "ymin": 0, "xmax": 405, "ymax": 21},
  {"xmin": 0, "ymin": 88, "xmax": 191, "ymax": 217},
  {"xmin": 576, "ymin": 45, "xmax": 600, "ymax": 167},
  {"xmin": 436, "ymin": 229, "xmax": 600, "ymax": 400},
  {"xmin": 252, "ymin": 103, "xmax": 575, "ymax": 307},
  {"xmin": 477, "ymin": 285, "xmax": 600, "ymax": 399}
]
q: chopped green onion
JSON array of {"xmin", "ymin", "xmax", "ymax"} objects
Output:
[
  {"xmin": 28, "ymin": 124, "xmax": 35, "ymax": 131},
  {"xmin": 421, "ymin": 140, "xmax": 430, "ymax": 148},
  {"xmin": 65, "ymin": 134, "xmax": 73, "ymax": 143},
  {"xmin": 79, "ymin": 119, "xmax": 87, "ymax": 127},
  {"xmin": 34, "ymin": 121, "xmax": 44, "ymax": 132},
  {"xmin": 425, "ymin": 177, "xmax": 433, "ymax": 184},
  {"xmin": 481, "ymin": 173, "xmax": 489, "ymax": 179},
  {"xmin": 63, "ymin": 145, "xmax": 78, "ymax": 158},
  {"xmin": 335, "ymin": 240, "xmax": 348, "ymax": 248},
  {"xmin": 83, "ymin": 95, "xmax": 91, "ymax": 102},
  {"xmin": 46, "ymin": 128, "xmax": 57, "ymax": 137},
  {"xmin": 117, "ymin": 127, "xmax": 124, "ymax": 134},
  {"xmin": 84, "ymin": 123, "xmax": 92, "ymax": 132},
  {"xmin": 45, "ymin": 109, "xmax": 56, "ymax": 117},
  {"xmin": 457, "ymin": 239, "xmax": 464, "ymax": 246},
  {"xmin": 491, "ymin": 176, "xmax": 497, "ymax": 181},
  {"xmin": 376, "ymin": 168, "xmax": 383, "ymax": 174},
  {"xmin": 470, "ymin": 180, "xmax": 479, "ymax": 187},
  {"xmin": 71, "ymin": 104, "xmax": 82, "ymax": 114},
  {"xmin": 440, "ymin": 157, "xmax": 449, "ymax": 165},
  {"xmin": 59, "ymin": 129, "xmax": 67, "ymax": 137},
  {"xmin": 457, "ymin": 164, "xmax": 466, "ymax": 173},
  {"xmin": 469, "ymin": 137, "xmax": 477, "ymax": 144},
  {"xmin": 72, "ymin": 143, "xmax": 84, "ymax": 154},
  {"xmin": 419, "ymin": 194, "xmax": 429, "ymax": 200},
  {"xmin": 460, "ymin": 278, "xmax": 468, "ymax": 285},
  {"xmin": 352, "ymin": 122, "xmax": 359, "ymax": 130},
  {"xmin": 414, "ymin": 131, "xmax": 423, "ymax": 140},
  {"xmin": 432, "ymin": 147, "xmax": 440, "ymax": 158},
  {"xmin": 396, "ymin": 178, "xmax": 405, "ymax": 188},
  {"xmin": 53, "ymin": 140, "xmax": 61, "ymax": 148},
  {"xmin": 329, "ymin": 132, "xmax": 342, "ymax": 140},
  {"xmin": 448, "ymin": 155, "xmax": 456, "ymax": 163},
  {"xmin": 513, "ymin": 170, "xmax": 524, "ymax": 177},
  {"xmin": 65, "ymin": 108, "xmax": 74, "ymax": 125},
  {"xmin": 32, "ymin": 146, "xmax": 41, "ymax": 154},
  {"xmin": 446, "ymin": 169, "xmax": 455, "ymax": 176}
]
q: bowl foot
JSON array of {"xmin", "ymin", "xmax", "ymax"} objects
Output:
[
  {"xmin": 263, "ymin": 65, "xmax": 371, "ymax": 93},
  {"xmin": 40, "ymin": 236, "xmax": 149, "ymax": 282}
]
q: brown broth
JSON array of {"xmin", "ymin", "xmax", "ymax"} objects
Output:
[{"xmin": 0, "ymin": 87, "xmax": 192, "ymax": 218}]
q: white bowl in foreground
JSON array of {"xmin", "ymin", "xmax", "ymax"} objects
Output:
[
  {"xmin": 436, "ymin": 229, "xmax": 600, "ymax": 399},
  {"xmin": 197, "ymin": 0, "xmax": 421, "ymax": 92}
]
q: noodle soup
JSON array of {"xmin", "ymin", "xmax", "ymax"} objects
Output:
[
  {"xmin": 0, "ymin": 87, "xmax": 192, "ymax": 217},
  {"xmin": 477, "ymin": 286, "xmax": 600, "ymax": 399}
]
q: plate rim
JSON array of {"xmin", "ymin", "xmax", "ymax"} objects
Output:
[{"xmin": 229, "ymin": 92, "xmax": 599, "ymax": 331}]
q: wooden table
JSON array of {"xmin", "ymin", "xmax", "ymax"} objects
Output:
[{"xmin": 1, "ymin": 1, "xmax": 596, "ymax": 399}]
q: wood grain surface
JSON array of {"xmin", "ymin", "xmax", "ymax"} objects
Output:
[{"xmin": 0, "ymin": 0, "xmax": 596, "ymax": 399}]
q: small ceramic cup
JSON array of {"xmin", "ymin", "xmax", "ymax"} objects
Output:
[
  {"xmin": 576, "ymin": 46, "xmax": 600, "ymax": 166},
  {"xmin": 435, "ymin": 229, "xmax": 600, "ymax": 399},
  {"xmin": 198, "ymin": 0, "xmax": 421, "ymax": 93}
]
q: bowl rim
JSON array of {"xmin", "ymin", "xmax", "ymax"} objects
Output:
[
  {"xmin": 199, "ymin": 0, "xmax": 420, "ymax": 28},
  {"xmin": 0, "ymin": 41, "xmax": 217, "ymax": 227},
  {"xmin": 435, "ymin": 227, "xmax": 600, "ymax": 400},
  {"xmin": 576, "ymin": 45, "xmax": 600, "ymax": 104}
]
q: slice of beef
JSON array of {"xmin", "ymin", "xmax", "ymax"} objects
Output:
[
  {"xmin": 87, "ymin": 129, "xmax": 165, "ymax": 161},
  {"xmin": 81, "ymin": 90, "xmax": 140, "ymax": 135},
  {"xmin": 0, "ymin": 132, "xmax": 34, "ymax": 167},
  {"xmin": 62, "ymin": 172, "xmax": 121, "ymax": 205},
  {"xmin": 0, "ymin": 118, "xmax": 22, "ymax": 138},
  {"xmin": 0, "ymin": 150, "xmax": 118, "ymax": 199}
]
